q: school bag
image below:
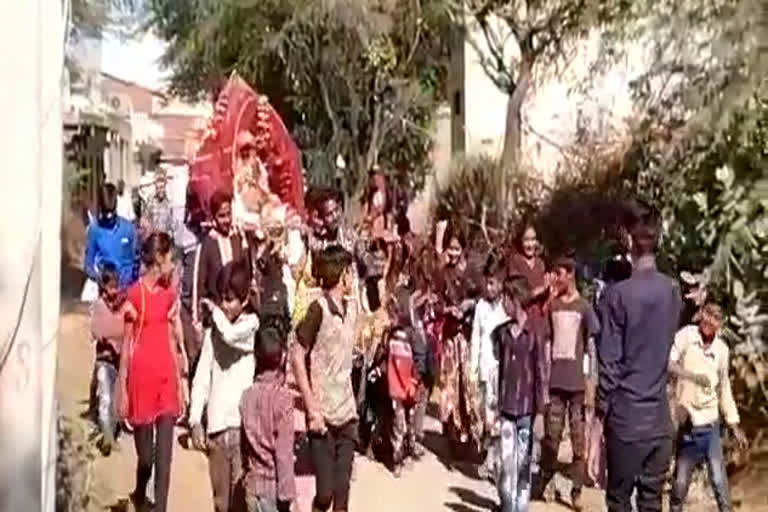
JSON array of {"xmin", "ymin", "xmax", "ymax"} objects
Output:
[{"xmin": 387, "ymin": 330, "xmax": 416, "ymax": 404}]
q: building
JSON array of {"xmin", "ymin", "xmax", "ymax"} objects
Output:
[
  {"xmin": 63, "ymin": 70, "xmax": 210, "ymax": 213},
  {"xmin": 64, "ymin": 35, "xmax": 210, "ymax": 209},
  {"xmin": 100, "ymin": 73, "xmax": 211, "ymax": 166},
  {"xmin": 446, "ymin": 13, "xmax": 647, "ymax": 179}
]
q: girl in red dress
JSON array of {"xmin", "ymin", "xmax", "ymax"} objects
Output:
[{"xmin": 117, "ymin": 232, "xmax": 184, "ymax": 512}]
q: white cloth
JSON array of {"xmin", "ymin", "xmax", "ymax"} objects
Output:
[
  {"xmin": 189, "ymin": 305, "xmax": 259, "ymax": 434},
  {"xmin": 80, "ymin": 278, "xmax": 98, "ymax": 303},
  {"xmin": 116, "ymin": 193, "xmax": 135, "ymax": 222},
  {"xmin": 670, "ymin": 325, "xmax": 739, "ymax": 426},
  {"xmin": 470, "ymin": 298, "xmax": 508, "ymax": 385}
]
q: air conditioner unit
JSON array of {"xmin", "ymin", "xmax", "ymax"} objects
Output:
[{"xmin": 107, "ymin": 93, "xmax": 133, "ymax": 117}]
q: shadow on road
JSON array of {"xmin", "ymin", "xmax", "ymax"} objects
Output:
[
  {"xmin": 449, "ymin": 486, "xmax": 497, "ymax": 510},
  {"xmin": 444, "ymin": 503, "xmax": 483, "ymax": 512},
  {"xmin": 421, "ymin": 430, "xmax": 483, "ymax": 481}
]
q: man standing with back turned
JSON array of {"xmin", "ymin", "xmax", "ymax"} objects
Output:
[{"xmin": 596, "ymin": 203, "xmax": 682, "ymax": 512}]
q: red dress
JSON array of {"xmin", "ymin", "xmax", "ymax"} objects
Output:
[{"xmin": 126, "ymin": 280, "xmax": 180, "ymax": 425}]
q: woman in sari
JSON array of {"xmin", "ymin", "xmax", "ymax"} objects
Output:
[{"xmin": 435, "ymin": 230, "xmax": 482, "ymax": 456}]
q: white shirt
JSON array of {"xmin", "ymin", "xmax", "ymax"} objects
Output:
[
  {"xmin": 470, "ymin": 298, "xmax": 508, "ymax": 384},
  {"xmin": 670, "ymin": 325, "xmax": 739, "ymax": 427},
  {"xmin": 116, "ymin": 193, "xmax": 135, "ymax": 222},
  {"xmin": 190, "ymin": 305, "xmax": 259, "ymax": 434}
]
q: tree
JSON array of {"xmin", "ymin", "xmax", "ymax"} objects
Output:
[
  {"xmin": 591, "ymin": 0, "xmax": 768, "ymax": 159},
  {"xmin": 146, "ymin": 0, "xmax": 454, "ymax": 199},
  {"xmin": 461, "ymin": 0, "xmax": 617, "ymax": 211},
  {"xmin": 67, "ymin": 0, "xmax": 142, "ymax": 76}
]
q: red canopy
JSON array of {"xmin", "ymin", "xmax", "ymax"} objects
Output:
[{"xmin": 189, "ymin": 72, "xmax": 305, "ymax": 219}]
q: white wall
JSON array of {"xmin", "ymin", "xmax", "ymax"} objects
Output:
[
  {"xmin": 0, "ymin": 1, "xmax": 62, "ymax": 511},
  {"xmin": 460, "ymin": 15, "xmax": 514, "ymax": 158},
  {"xmin": 458, "ymin": 17, "xmax": 650, "ymax": 180}
]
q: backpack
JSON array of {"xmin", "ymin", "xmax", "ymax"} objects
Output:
[{"xmin": 387, "ymin": 331, "xmax": 416, "ymax": 404}]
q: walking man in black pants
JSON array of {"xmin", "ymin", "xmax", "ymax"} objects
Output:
[{"xmin": 596, "ymin": 204, "xmax": 682, "ymax": 512}]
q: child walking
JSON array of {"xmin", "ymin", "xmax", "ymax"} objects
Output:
[
  {"xmin": 90, "ymin": 263, "xmax": 132, "ymax": 456},
  {"xmin": 533, "ymin": 257, "xmax": 599, "ymax": 510},
  {"xmin": 292, "ymin": 245, "xmax": 358, "ymax": 512},
  {"xmin": 492, "ymin": 275, "xmax": 549, "ymax": 512},
  {"xmin": 189, "ymin": 259, "xmax": 260, "ymax": 512},
  {"xmin": 117, "ymin": 232, "xmax": 185, "ymax": 512},
  {"xmin": 240, "ymin": 319, "xmax": 296, "ymax": 512},
  {"xmin": 470, "ymin": 254, "xmax": 509, "ymax": 481},
  {"xmin": 668, "ymin": 303, "xmax": 747, "ymax": 512},
  {"xmin": 386, "ymin": 322, "xmax": 419, "ymax": 478}
]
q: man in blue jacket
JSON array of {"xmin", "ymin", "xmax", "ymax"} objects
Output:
[
  {"xmin": 85, "ymin": 183, "xmax": 139, "ymax": 289},
  {"xmin": 597, "ymin": 203, "xmax": 682, "ymax": 512}
]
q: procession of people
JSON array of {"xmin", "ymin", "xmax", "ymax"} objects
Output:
[
  {"xmin": 82, "ymin": 163, "xmax": 748, "ymax": 512},
  {"xmin": 80, "ymin": 75, "xmax": 748, "ymax": 512}
]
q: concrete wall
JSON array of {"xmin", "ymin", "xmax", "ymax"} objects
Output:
[
  {"xmin": 0, "ymin": 1, "xmax": 62, "ymax": 511},
  {"xmin": 454, "ymin": 15, "xmax": 648, "ymax": 180},
  {"xmin": 408, "ymin": 104, "xmax": 452, "ymax": 234}
]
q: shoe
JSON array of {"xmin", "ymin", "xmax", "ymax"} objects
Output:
[
  {"xmin": 129, "ymin": 491, "xmax": 150, "ymax": 512},
  {"xmin": 393, "ymin": 464, "xmax": 403, "ymax": 478},
  {"xmin": 412, "ymin": 443, "xmax": 425, "ymax": 459},
  {"xmin": 530, "ymin": 482, "xmax": 547, "ymax": 502},
  {"xmin": 97, "ymin": 437, "xmax": 113, "ymax": 457},
  {"xmin": 571, "ymin": 489, "xmax": 583, "ymax": 512}
]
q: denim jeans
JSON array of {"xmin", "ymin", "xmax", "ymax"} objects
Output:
[
  {"xmin": 246, "ymin": 495, "xmax": 279, "ymax": 512},
  {"xmin": 670, "ymin": 423, "xmax": 731, "ymax": 512},
  {"xmin": 95, "ymin": 361, "xmax": 117, "ymax": 439},
  {"xmin": 498, "ymin": 415, "xmax": 533, "ymax": 512},
  {"xmin": 479, "ymin": 376, "xmax": 499, "ymax": 477}
]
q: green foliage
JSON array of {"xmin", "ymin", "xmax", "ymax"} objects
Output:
[
  {"xmin": 593, "ymin": 0, "xmax": 768, "ymax": 141},
  {"xmin": 66, "ymin": 0, "xmax": 143, "ymax": 79},
  {"xmin": 433, "ymin": 155, "xmax": 548, "ymax": 250},
  {"xmin": 146, "ymin": 0, "xmax": 454, "ymax": 198},
  {"xmin": 69, "ymin": 0, "xmax": 140, "ymax": 40},
  {"xmin": 640, "ymin": 95, "xmax": 768, "ymax": 418},
  {"xmin": 436, "ymin": 94, "xmax": 768, "ymax": 419}
]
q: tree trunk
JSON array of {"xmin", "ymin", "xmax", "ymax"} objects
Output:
[{"xmin": 498, "ymin": 57, "xmax": 533, "ymax": 215}]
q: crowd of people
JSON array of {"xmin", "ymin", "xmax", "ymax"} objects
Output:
[{"xmin": 82, "ymin": 168, "xmax": 748, "ymax": 512}]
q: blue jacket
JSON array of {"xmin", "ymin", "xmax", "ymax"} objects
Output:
[{"xmin": 84, "ymin": 217, "xmax": 138, "ymax": 288}]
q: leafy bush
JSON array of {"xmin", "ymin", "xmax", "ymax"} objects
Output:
[
  {"xmin": 432, "ymin": 155, "xmax": 548, "ymax": 250},
  {"xmin": 435, "ymin": 95, "xmax": 768, "ymax": 423},
  {"xmin": 643, "ymin": 96, "xmax": 768, "ymax": 421}
]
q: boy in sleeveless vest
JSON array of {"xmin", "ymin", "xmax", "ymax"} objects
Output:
[{"xmin": 292, "ymin": 246, "xmax": 359, "ymax": 512}]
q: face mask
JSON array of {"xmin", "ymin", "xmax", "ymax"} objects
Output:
[{"xmin": 99, "ymin": 211, "xmax": 117, "ymax": 228}]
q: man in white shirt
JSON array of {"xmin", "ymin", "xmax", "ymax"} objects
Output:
[{"xmin": 668, "ymin": 303, "xmax": 747, "ymax": 512}]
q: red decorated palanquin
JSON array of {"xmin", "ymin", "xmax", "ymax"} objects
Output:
[{"xmin": 189, "ymin": 72, "xmax": 305, "ymax": 221}]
